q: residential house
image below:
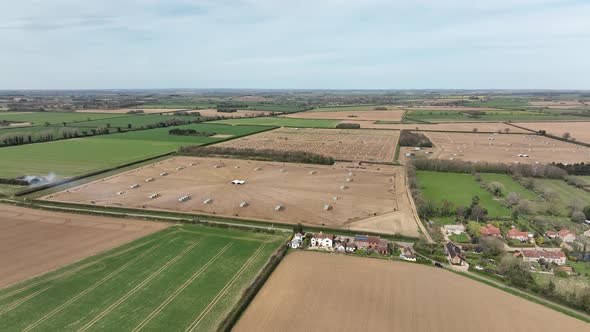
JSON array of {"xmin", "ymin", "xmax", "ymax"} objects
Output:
[
  {"xmin": 545, "ymin": 230, "xmax": 558, "ymax": 239},
  {"xmin": 311, "ymin": 233, "xmax": 334, "ymax": 248},
  {"xmin": 443, "ymin": 224, "xmax": 465, "ymax": 235},
  {"xmin": 290, "ymin": 233, "xmax": 304, "ymax": 249},
  {"xmin": 400, "ymin": 246, "xmax": 416, "ymax": 262},
  {"xmin": 480, "ymin": 224, "xmax": 501, "ymax": 237},
  {"xmin": 445, "ymin": 242, "xmax": 466, "ymax": 265},
  {"xmin": 521, "ymin": 249, "xmax": 567, "ymax": 265},
  {"xmin": 354, "ymin": 235, "xmax": 389, "ymax": 254},
  {"xmin": 336, "ymin": 242, "xmax": 357, "ymax": 253},
  {"xmin": 557, "ymin": 229, "xmax": 576, "ymax": 243},
  {"xmin": 506, "ymin": 227, "xmax": 533, "ymax": 242}
]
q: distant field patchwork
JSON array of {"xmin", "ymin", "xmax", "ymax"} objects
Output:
[
  {"xmin": 211, "ymin": 117, "xmax": 339, "ymax": 128},
  {"xmin": 0, "ymin": 224, "xmax": 286, "ymax": 331},
  {"xmin": 0, "ymin": 112, "xmax": 130, "ymax": 126}
]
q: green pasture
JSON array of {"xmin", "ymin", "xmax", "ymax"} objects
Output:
[
  {"xmin": 479, "ymin": 173, "xmax": 540, "ymax": 201},
  {"xmin": 0, "ymin": 112, "xmax": 129, "ymax": 126}
]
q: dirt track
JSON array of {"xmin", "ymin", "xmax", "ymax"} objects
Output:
[
  {"xmin": 42, "ymin": 157, "xmax": 420, "ymax": 237},
  {"xmin": 234, "ymin": 251, "xmax": 588, "ymax": 332},
  {"xmin": 0, "ymin": 204, "xmax": 169, "ymax": 288}
]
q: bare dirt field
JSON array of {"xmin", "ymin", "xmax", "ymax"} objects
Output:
[
  {"xmin": 188, "ymin": 109, "xmax": 276, "ymax": 118},
  {"xmin": 338, "ymin": 120, "xmax": 529, "ymax": 133},
  {"xmin": 234, "ymin": 251, "xmax": 587, "ymax": 332},
  {"xmin": 42, "ymin": 157, "xmax": 420, "ymax": 237},
  {"xmin": 0, "ymin": 204, "xmax": 169, "ymax": 287},
  {"xmin": 422, "ymin": 132, "xmax": 590, "ymax": 164},
  {"xmin": 283, "ymin": 109, "xmax": 404, "ymax": 122},
  {"xmin": 513, "ymin": 121, "xmax": 590, "ymax": 144},
  {"xmin": 216, "ymin": 128, "xmax": 399, "ymax": 162}
]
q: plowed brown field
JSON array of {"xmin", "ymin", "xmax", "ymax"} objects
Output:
[
  {"xmin": 0, "ymin": 204, "xmax": 169, "ymax": 287},
  {"xmin": 234, "ymin": 251, "xmax": 588, "ymax": 332}
]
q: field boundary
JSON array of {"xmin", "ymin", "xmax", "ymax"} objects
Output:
[
  {"xmin": 506, "ymin": 122, "xmax": 590, "ymax": 147},
  {"xmin": 218, "ymin": 239, "xmax": 289, "ymax": 331}
]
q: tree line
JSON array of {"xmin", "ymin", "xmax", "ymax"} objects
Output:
[
  {"xmin": 399, "ymin": 130, "xmax": 433, "ymax": 147},
  {"xmin": 178, "ymin": 146, "xmax": 335, "ymax": 165}
]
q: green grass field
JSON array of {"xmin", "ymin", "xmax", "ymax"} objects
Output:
[
  {"xmin": 533, "ymin": 179, "xmax": 590, "ymax": 207},
  {"xmin": 449, "ymin": 233, "xmax": 470, "ymax": 243},
  {"xmin": 479, "ymin": 173, "xmax": 540, "ymax": 201},
  {"xmin": 575, "ymin": 176, "xmax": 590, "ymax": 187},
  {"xmin": 0, "ymin": 124, "xmax": 273, "ymax": 178},
  {"xmin": 211, "ymin": 117, "xmax": 339, "ymax": 128},
  {"xmin": 0, "ymin": 224, "xmax": 286, "ymax": 331},
  {"xmin": 0, "ymin": 112, "xmax": 129, "ymax": 126},
  {"xmin": 417, "ymin": 171, "xmax": 511, "ymax": 217},
  {"xmin": 405, "ymin": 109, "xmax": 586, "ymax": 122},
  {"xmin": 72, "ymin": 114, "xmax": 203, "ymax": 129},
  {"xmin": 98, "ymin": 123, "xmax": 275, "ymax": 144}
]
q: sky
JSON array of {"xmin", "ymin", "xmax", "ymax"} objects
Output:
[{"xmin": 1, "ymin": 0, "xmax": 589, "ymax": 90}]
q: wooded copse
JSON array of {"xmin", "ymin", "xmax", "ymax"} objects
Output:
[{"xmin": 399, "ymin": 130, "xmax": 433, "ymax": 147}]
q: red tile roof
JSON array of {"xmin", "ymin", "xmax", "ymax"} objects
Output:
[
  {"xmin": 521, "ymin": 249, "xmax": 565, "ymax": 259},
  {"xmin": 558, "ymin": 229, "xmax": 574, "ymax": 238},
  {"xmin": 506, "ymin": 228, "xmax": 530, "ymax": 239},
  {"xmin": 480, "ymin": 224, "xmax": 501, "ymax": 236}
]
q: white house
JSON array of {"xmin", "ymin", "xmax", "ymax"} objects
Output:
[
  {"xmin": 443, "ymin": 224, "xmax": 465, "ymax": 235},
  {"xmin": 311, "ymin": 233, "xmax": 334, "ymax": 248},
  {"xmin": 290, "ymin": 233, "xmax": 304, "ymax": 249},
  {"xmin": 557, "ymin": 229, "xmax": 576, "ymax": 243},
  {"xmin": 400, "ymin": 246, "xmax": 416, "ymax": 262}
]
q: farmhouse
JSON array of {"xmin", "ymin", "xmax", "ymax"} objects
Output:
[
  {"xmin": 480, "ymin": 224, "xmax": 501, "ymax": 237},
  {"xmin": 354, "ymin": 235, "xmax": 389, "ymax": 254},
  {"xmin": 443, "ymin": 224, "xmax": 465, "ymax": 235},
  {"xmin": 400, "ymin": 246, "xmax": 416, "ymax": 261},
  {"xmin": 290, "ymin": 233, "xmax": 304, "ymax": 249},
  {"xmin": 311, "ymin": 233, "xmax": 334, "ymax": 248},
  {"xmin": 521, "ymin": 249, "xmax": 567, "ymax": 265},
  {"xmin": 557, "ymin": 229, "xmax": 576, "ymax": 243},
  {"xmin": 445, "ymin": 242, "xmax": 465, "ymax": 266},
  {"xmin": 506, "ymin": 227, "xmax": 533, "ymax": 242}
]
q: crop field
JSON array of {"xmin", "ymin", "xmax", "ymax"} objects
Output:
[
  {"xmin": 479, "ymin": 173, "xmax": 540, "ymax": 201},
  {"xmin": 417, "ymin": 171, "xmax": 510, "ymax": 217},
  {"xmin": 310, "ymin": 105, "xmax": 395, "ymax": 112},
  {"xmin": 187, "ymin": 109, "xmax": 276, "ymax": 118},
  {"xmin": 0, "ymin": 124, "xmax": 273, "ymax": 179},
  {"xmin": 513, "ymin": 121, "xmax": 590, "ymax": 144},
  {"xmin": 529, "ymin": 100, "xmax": 585, "ymax": 108},
  {"xmin": 422, "ymin": 132, "xmax": 590, "ymax": 165},
  {"xmin": 0, "ymin": 112, "xmax": 129, "ymax": 126},
  {"xmin": 283, "ymin": 109, "xmax": 404, "ymax": 122},
  {"xmin": 234, "ymin": 251, "xmax": 587, "ymax": 332},
  {"xmin": 216, "ymin": 127, "xmax": 399, "ymax": 162},
  {"xmin": 0, "ymin": 219, "xmax": 286, "ymax": 331},
  {"xmin": 43, "ymin": 157, "xmax": 421, "ymax": 237},
  {"xmin": 339, "ymin": 120, "xmax": 529, "ymax": 133},
  {"xmin": 76, "ymin": 108, "xmax": 182, "ymax": 114},
  {"xmin": 211, "ymin": 117, "xmax": 339, "ymax": 128},
  {"xmin": 0, "ymin": 204, "xmax": 169, "ymax": 287},
  {"xmin": 406, "ymin": 109, "xmax": 586, "ymax": 122}
]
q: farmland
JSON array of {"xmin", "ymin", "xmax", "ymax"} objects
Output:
[
  {"xmin": 0, "ymin": 124, "xmax": 273, "ymax": 179},
  {"xmin": 0, "ymin": 204, "xmax": 169, "ymax": 287},
  {"xmin": 0, "ymin": 216, "xmax": 286, "ymax": 331},
  {"xmin": 283, "ymin": 109, "xmax": 404, "ymax": 122},
  {"xmin": 421, "ymin": 132, "xmax": 590, "ymax": 164},
  {"xmin": 533, "ymin": 179, "xmax": 590, "ymax": 208},
  {"xmin": 235, "ymin": 251, "xmax": 588, "ymax": 332},
  {"xmin": 0, "ymin": 112, "xmax": 129, "ymax": 126},
  {"xmin": 42, "ymin": 156, "xmax": 421, "ymax": 237},
  {"xmin": 211, "ymin": 117, "xmax": 339, "ymax": 128},
  {"xmin": 479, "ymin": 173, "xmax": 540, "ymax": 201},
  {"xmin": 216, "ymin": 127, "xmax": 399, "ymax": 162},
  {"xmin": 338, "ymin": 120, "xmax": 529, "ymax": 133},
  {"xmin": 417, "ymin": 171, "xmax": 510, "ymax": 217},
  {"xmin": 405, "ymin": 109, "xmax": 588, "ymax": 122},
  {"xmin": 513, "ymin": 121, "xmax": 590, "ymax": 144}
]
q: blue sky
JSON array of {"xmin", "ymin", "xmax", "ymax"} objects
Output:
[{"xmin": 1, "ymin": 0, "xmax": 589, "ymax": 89}]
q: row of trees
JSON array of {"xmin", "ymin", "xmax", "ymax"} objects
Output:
[
  {"xmin": 168, "ymin": 128, "xmax": 215, "ymax": 137},
  {"xmin": 411, "ymin": 158, "xmax": 567, "ymax": 179},
  {"xmin": 178, "ymin": 146, "xmax": 335, "ymax": 165}
]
